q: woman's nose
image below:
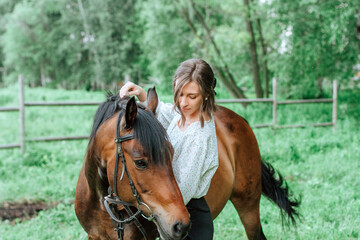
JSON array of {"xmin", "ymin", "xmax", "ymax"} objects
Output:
[{"xmin": 179, "ymin": 97, "xmax": 187, "ymax": 106}]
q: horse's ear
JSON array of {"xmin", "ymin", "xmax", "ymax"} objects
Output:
[
  {"xmin": 125, "ymin": 97, "xmax": 137, "ymax": 129},
  {"xmin": 147, "ymin": 86, "xmax": 158, "ymax": 114}
]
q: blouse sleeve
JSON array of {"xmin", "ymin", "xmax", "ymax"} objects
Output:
[
  {"xmin": 174, "ymin": 132, "xmax": 219, "ymax": 205},
  {"xmin": 155, "ymin": 100, "xmax": 178, "ymax": 130}
]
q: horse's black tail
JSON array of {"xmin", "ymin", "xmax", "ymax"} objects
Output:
[{"xmin": 261, "ymin": 160, "xmax": 301, "ymax": 226}]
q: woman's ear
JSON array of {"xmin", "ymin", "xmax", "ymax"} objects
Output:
[{"xmin": 146, "ymin": 86, "xmax": 158, "ymax": 114}]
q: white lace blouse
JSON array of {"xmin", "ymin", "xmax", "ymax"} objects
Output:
[{"xmin": 156, "ymin": 101, "xmax": 219, "ymax": 205}]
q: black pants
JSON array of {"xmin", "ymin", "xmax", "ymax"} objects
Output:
[{"xmin": 185, "ymin": 197, "xmax": 214, "ymax": 240}]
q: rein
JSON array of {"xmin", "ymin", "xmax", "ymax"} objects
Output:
[{"xmin": 104, "ymin": 109, "xmax": 154, "ymax": 240}]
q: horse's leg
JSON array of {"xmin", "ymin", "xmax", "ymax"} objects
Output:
[{"xmin": 230, "ymin": 197, "xmax": 266, "ymax": 240}]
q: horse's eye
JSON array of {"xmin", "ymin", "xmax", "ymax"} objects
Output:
[{"xmin": 134, "ymin": 159, "xmax": 148, "ymax": 169}]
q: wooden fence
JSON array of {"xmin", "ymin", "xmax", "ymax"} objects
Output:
[
  {"xmin": 0, "ymin": 75, "xmax": 337, "ymax": 154},
  {"xmin": 217, "ymin": 78, "xmax": 337, "ymax": 130}
]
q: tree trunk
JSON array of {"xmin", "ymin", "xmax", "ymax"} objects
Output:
[
  {"xmin": 40, "ymin": 61, "xmax": 46, "ymax": 87},
  {"xmin": 316, "ymin": 78, "xmax": 324, "ymax": 98},
  {"xmin": 187, "ymin": 0, "xmax": 247, "ymax": 100},
  {"xmin": 0, "ymin": 67, "xmax": 6, "ymax": 87},
  {"xmin": 178, "ymin": 6, "xmax": 245, "ymax": 100},
  {"xmin": 77, "ymin": 0, "xmax": 102, "ymax": 87},
  {"xmin": 253, "ymin": 3, "xmax": 270, "ymax": 98},
  {"xmin": 212, "ymin": 65, "xmax": 247, "ymax": 100},
  {"xmin": 244, "ymin": 0, "xmax": 263, "ymax": 98},
  {"xmin": 356, "ymin": 9, "xmax": 360, "ymax": 48}
]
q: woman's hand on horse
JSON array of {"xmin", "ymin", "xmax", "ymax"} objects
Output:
[{"xmin": 119, "ymin": 82, "xmax": 147, "ymax": 102}]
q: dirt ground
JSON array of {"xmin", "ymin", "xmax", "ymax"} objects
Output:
[{"xmin": 0, "ymin": 201, "xmax": 56, "ymax": 224}]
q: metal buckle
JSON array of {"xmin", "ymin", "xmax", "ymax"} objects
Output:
[{"xmin": 137, "ymin": 201, "xmax": 154, "ymax": 221}]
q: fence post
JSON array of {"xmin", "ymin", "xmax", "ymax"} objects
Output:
[
  {"xmin": 332, "ymin": 80, "xmax": 337, "ymax": 131},
  {"xmin": 19, "ymin": 75, "xmax": 25, "ymax": 154},
  {"xmin": 272, "ymin": 78, "xmax": 277, "ymax": 130}
]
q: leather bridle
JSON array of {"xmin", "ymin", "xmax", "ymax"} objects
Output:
[{"xmin": 104, "ymin": 109, "xmax": 154, "ymax": 240}]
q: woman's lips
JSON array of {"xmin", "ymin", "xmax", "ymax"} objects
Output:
[{"xmin": 181, "ymin": 108, "xmax": 189, "ymax": 112}]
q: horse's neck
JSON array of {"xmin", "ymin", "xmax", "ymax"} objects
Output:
[{"xmin": 84, "ymin": 145, "xmax": 109, "ymax": 197}]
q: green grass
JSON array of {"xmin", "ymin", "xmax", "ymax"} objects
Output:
[
  {"xmin": 213, "ymin": 119, "xmax": 360, "ymax": 240},
  {"xmin": 0, "ymin": 203, "xmax": 87, "ymax": 240},
  {"xmin": 0, "ymin": 85, "xmax": 359, "ymax": 239}
]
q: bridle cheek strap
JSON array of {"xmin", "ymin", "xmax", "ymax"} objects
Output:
[{"xmin": 103, "ymin": 112, "xmax": 153, "ymax": 240}]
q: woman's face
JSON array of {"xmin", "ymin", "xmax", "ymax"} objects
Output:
[{"xmin": 178, "ymin": 81, "xmax": 203, "ymax": 120}]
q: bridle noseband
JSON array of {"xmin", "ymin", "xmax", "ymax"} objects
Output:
[{"xmin": 104, "ymin": 109, "xmax": 154, "ymax": 240}]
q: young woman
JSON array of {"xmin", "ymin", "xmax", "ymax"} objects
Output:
[{"xmin": 119, "ymin": 59, "xmax": 218, "ymax": 239}]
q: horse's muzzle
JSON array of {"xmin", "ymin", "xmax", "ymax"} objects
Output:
[
  {"xmin": 172, "ymin": 221, "xmax": 190, "ymax": 239},
  {"xmin": 155, "ymin": 216, "xmax": 190, "ymax": 240}
]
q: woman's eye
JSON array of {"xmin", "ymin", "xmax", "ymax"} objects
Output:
[
  {"xmin": 134, "ymin": 159, "xmax": 148, "ymax": 169},
  {"xmin": 189, "ymin": 95, "xmax": 196, "ymax": 99}
]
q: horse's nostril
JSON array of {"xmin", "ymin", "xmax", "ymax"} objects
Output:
[{"xmin": 172, "ymin": 221, "xmax": 189, "ymax": 238}]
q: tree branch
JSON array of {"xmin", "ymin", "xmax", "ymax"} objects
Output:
[{"xmin": 188, "ymin": 0, "xmax": 247, "ymax": 100}]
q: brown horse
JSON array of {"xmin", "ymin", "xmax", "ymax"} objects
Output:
[{"xmin": 75, "ymin": 88, "xmax": 299, "ymax": 240}]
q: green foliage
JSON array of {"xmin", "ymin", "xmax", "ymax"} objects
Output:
[
  {"xmin": 267, "ymin": 0, "xmax": 360, "ymax": 98},
  {"xmin": 0, "ymin": 85, "xmax": 105, "ymax": 203},
  {"xmin": 338, "ymin": 88, "xmax": 360, "ymax": 121},
  {"xmin": 137, "ymin": 0, "xmax": 254, "ymax": 92},
  {"xmin": 136, "ymin": 0, "xmax": 194, "ymax": 91},
  {"xmin": 1, "ymin": 0, "xmax": 143, "ymax": 89},
  {"xmin": 0, "ymin": 0, "xmax": 359, "ymax": 97}
]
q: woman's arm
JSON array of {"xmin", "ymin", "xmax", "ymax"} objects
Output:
[
  {"xmin": 119, "ymin": 82, "xmax": 177, "ymax": 129},
  {"xmin": 155, "ymin": 101, "xmax": 177, "ymax": 130}
]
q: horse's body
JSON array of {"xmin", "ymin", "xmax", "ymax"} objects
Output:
[
  {"xmin": 208, "ymin": 106, "xmax": 263, "ymax": 237},
  {"xmin": 75, "ymin": 88, "xmax": 299, "ymax": 240}
]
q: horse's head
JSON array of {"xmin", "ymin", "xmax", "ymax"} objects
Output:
[{"xmin": 89, "ymin": 88, "xmax": 190, "ymax": 239}]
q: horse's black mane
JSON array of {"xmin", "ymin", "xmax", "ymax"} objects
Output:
[
  {"xmin": 89, "ymin": 91, "xmax": 120, "ymax": 140},
  {"xmin": 89, "ymin": 92, "xmax": 170, "ymax": 165}
]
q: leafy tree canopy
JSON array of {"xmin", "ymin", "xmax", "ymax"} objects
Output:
[{"xmin": 0, "ymin": 0, "xmax": 359, "ymax": 98}]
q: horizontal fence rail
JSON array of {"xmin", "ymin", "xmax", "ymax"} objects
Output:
[
  {"xmin": 0, "ymin": 143, "xmax": 21, "ymax": 150},
  {"xmin": 277, "ymin": 99, "xmax": 333, "ymax": 104},
  {"xmin": 25, "ymin": 102, "xmax": 102, "ymax": 106},
  {"xmin": 216, "ymin": 98, "xmax": 273, "ymax": 103},
  {"xmin": 276, "ymin": 122, "xmax": 334, "ymax": 129},
  {"xmin": 27, "ymin": 135, "xmax": 90, "ymax": 142},
  {"xmin": 0, "ymin": 107, "xmax": 20, "ymax": 112},
  {"xmin": 0, "ymin": 76, "xmax": 337, "ymax": 153}
]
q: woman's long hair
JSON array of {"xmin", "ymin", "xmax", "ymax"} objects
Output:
[{"xmin": 172, "ymin": 59, "xmax": 217, "ymax": 127}]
